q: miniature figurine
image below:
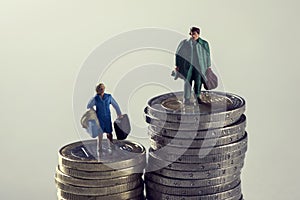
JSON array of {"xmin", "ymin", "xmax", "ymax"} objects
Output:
[
  {"xmin": 174, "ymin": 26, "xmax": 212, "ymax": 105},
  {"xmin": 87, "ymin": 83, "xmax": 123, "ymax": 155}
]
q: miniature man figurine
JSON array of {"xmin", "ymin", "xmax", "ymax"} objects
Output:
[
  {"xmin": 174, "ymin": 27, "xmax": 212, "ymax": 105},
  {"xmin": 87, "ymin": 83, "xmax": 122, "ymax": 155}
]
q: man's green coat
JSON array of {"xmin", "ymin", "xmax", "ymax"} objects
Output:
[{"xmin": 175, "ymin": 37, "xmax": 211, "ymax": 83}]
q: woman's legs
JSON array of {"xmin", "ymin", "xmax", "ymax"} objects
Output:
[
  {"xmin": 107, "ymin": 133, "xmax": 113, "ymax": 143},
  {"xmin": 97, "ymin": 133, "xmax": 103, "ymax": 155},
  {"xmin": 106, "ymin": 133, "xmax": 114, "ymax": 151}
]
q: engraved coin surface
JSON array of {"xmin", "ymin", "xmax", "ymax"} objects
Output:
[
  {"xmin": 145, "ymin": 178, "xmax": 241, "ymax": 196},
  {"xmin": 146, "ymin": 181, "xmax": 242, "ymax": 200},
  {"xmin": 59, "ymin": 139, "xmax": 146, "ymax": 171},
  {"xmin": 149, "ymin": 132, "xmax": 248, "ymax": 156},
  {"xmin": 55, "ymin": 166, "xmax": 142, "ymax": 187},
  {"xmin": 145, "ymin": 91, "xmax": 246, "ymax": 124},
  {"xmin": 148, "ymin": 114, "xmax": 246, "ymax": 139},
  {"xmin": 57, "ymin": 185, "xmax": 144, "ymax": 200},
  {"xmin": 55, "ymin": 178, "xmax": 143, "ymax": 196},
  {"xmin": 145, "ymin": 171, "xmax": 241, "ymax": 187}
]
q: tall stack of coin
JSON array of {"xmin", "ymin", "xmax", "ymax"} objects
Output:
[
  {"xmin": 144, "ymin": 91, "xmax": 247, "ymax": 200},
  {"xmin": 55, "ymin": 139, "xmax": 146, "ymax": 200}
]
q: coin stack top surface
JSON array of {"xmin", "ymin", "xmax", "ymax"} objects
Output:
[
  {"xmin": 55, "ymin": 139, "xmax": 146, "ymax": 200},
  {"xmin": 144, "ymin": 91, "xmax": 247, "ymax": 200}
]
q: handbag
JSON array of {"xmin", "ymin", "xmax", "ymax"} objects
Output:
[
  {"xmin": 113, "ymin": 114, "xmax": 131, "ymax": 140},
  {"xmin": 204, "ymin": 67, "xmax": 218, "ymax": 90},
  {"xmin": 80, "ymin": 108, "xmax": 100, "ymax": 138}
]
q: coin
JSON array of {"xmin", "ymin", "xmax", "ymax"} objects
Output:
[
  {"xmin": 149, "ymin": 130, "xmax": 245, "ymax": 148},
  {"xmin": 57, "ymin": 194, "xmax": 146, "ymax": 200},
  {"xmin": 145, "ymin": 91, "xmax": 245, "ymax": 124},
  {"xmin": 148, "ymin": 114, "xmax": 246, "ymax": 139},
  {"xmin": 57, "ymin": 195, "xmax": 145, "ymax": 200},
  {"xmin": 149, "ymin": 145, "xmax": 247, "ymax": 164},
  {"xmin": 148, "ymin": 153, "xmax": 246, "ymax": 172},
  {"xmin": 145, "ymin": 114, "xmax": 231, "ymax": 130},
  {"xmin": 59, "ymin": 140, "xmax": 146, "ymax": 171},
  {"xmin": 151, "ymin": 162, "xmax": 244, "ymax": 180},
  {"xmin": 55, "ymin": 177, "xmax": 143, "ymax": 196},
  {"xmin": 149, "ymin": 132, "xmax": 248, "ymax": 156},
  {"xmin": 57, "ymin": 197, "xmax": 145, "ymax": 200},
  {"xmin": 55, "ymin": 166, "xmax": 142, "ymax": 187},
  {"xmin": 58, "ymin": 163, "xmax": 145, "ymax": 180},
  {"xmin": 57, "ymin": 185, "xmax": 144, "ymax": 200},
  {"xmin": 145, "ymin": 171, "xmax": 241, "ymax": 187},
  {"xmin": 145, "ymin": 178, "xmax": 241, "ymax": 196},
  {"xmin": 146, "ymin": 181, "xmax": 242, "ymax": 200}
]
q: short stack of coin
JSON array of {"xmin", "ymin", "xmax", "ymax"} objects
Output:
[
  {"xmin": 55, "ymin": 139, "xmax": 146, "ymax": 200},
  {"xmin": 144, "ymin": 91, "xmax": 247, "ymax": 200}
]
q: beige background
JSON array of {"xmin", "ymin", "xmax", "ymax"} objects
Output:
[{"xmin": 1, "ymin": 0, "xmax": 299, "ymax": 199}]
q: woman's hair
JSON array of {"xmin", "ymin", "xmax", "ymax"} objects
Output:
[{"xmin": 95, "ymin": 83, "xmax": 105, "ymax": 93}]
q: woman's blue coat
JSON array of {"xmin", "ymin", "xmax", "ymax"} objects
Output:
[{"xmin": 87, "ymin": 93, "xmax": 121, "ymax": 134}]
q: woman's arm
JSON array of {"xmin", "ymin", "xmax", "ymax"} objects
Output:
[
  {"xmin": 111, "ymin": 96, "xmax": 122, "ymax": 117},
  {"xmin": 87, "ymin": 97, "xmax": 96, "ymax": 109}
]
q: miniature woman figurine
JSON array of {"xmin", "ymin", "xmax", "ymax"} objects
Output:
[{"xmin": 87, "ymin": 83, "xmax": 122, "ymax": 154}]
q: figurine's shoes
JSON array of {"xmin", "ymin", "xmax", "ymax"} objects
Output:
[
  {"xmin": 107, "ymin": 148, "xmax": 113, "ymax": 154},
  {"xmin": 96, "ymin": 150, "xmax": 103, "ymax": 160},
  {"xmin": 183, "ymin": 99, "xmax": 193, "ymax": 105},
  {"xmin": 96, "ymin": 146, "xmax": 102, "ymax": 154},
  {"xmin": 197, "ymin": 97, "xmax": 204, "ymax": 104}
]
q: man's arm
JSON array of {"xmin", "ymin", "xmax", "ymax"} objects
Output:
[
  {"xmin": 111, "ymin": 96, "xmax": 122, "ymax": 117},
  {"xmin": 205, "ymin": 42, "xmax": 211, "ymax": 68},
  {"xmin": 175, "ymin": 40, "xmax": 186, "ymax": 70}
]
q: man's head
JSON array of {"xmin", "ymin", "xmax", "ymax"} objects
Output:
[
  {"xmin": 96, "ymin": 83, "xmax": 105, "ymax": 95},
  {"xmin": 189, "ymin": 27, "xmax": 200, "ymax": 41}
]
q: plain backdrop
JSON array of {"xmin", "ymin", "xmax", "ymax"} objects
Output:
[{"xmin": 1, "ymin": 0, "xmax": 299, "ymax": 199}]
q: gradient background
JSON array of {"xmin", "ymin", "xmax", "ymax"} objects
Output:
[{"xmin": 1, "ymin": 0, "xmax": 299, "ymax": 199}]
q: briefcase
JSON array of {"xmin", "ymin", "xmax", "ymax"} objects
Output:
[
  {"xmin": 113, "ymin": 114, "xmax": 131, "ymax": 140},
  {"xmin": 204, "ymin": 67, "xmax": 218, "ymax": 90}
]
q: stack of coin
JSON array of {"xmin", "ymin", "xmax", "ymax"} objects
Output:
[
  {"xmin": 55, "ymin": 139, "xmax": 146, "ymax": 200},
  {"xmin": 144, "ymin": 91, "xmax": 247, "ymax": 200}
]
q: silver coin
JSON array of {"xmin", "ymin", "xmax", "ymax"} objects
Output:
[
  {"xmin": 57, "ymin": 185, "xmax": 144, "ymax": 200},
  {"xmin": 149, "ymin": 130, "xmax": 245, "ymax": 148},
  {"xmin": 148, "ymin": 114, "xmax": 246, "ymax": 139},
  {"xmin": 145, "ymin": 91, "xmax": 245, "ymax": 123},
  {"xmin": 145, "ymin": 178, "xmax": 241, "ymax": 196},
  {"xmin": 149, "ymin": 145, "xmax": 247, "ymax": 164},
  {"xmin": 145, "ymin": 114, "xmax": 234, "ymax": 130},
  {"xmin": 226, "ymin": 194, "xmax": 244, "ymax": 200},
  {"xmin": 59, "ymin": 140, "xmax": 146, "ymax": 171},
  {"xmin": 146, "ymin": 181, "xmax": 241, "ymax": 200},
  {"xmin": 145, "ymin": 172, "xmax": 241, "ymax": 188},
  {"xmin": 55, "ymin": 177, "xmax": 143, "ymax": 196},
  {"xmin": 148, "ymin": 153, "xmax": 246, "ymax": 172},
  {"xmin": 151, "ymin": 162, "xmax": 244, "ymax": 180},
  {"xmin": 55, "ymin": 166, "xmax": 142, "ymax": 187},
  {"xmin": 58, "ymin": 164, "xmax": 144, "ymax": 179},
  {"xmin": 57, "ymin": 194, "xmax": 145, "ymax": 200},
  {"xmin": 150, "ymin": 132, "xmax": 248, "ymax": 156}
]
